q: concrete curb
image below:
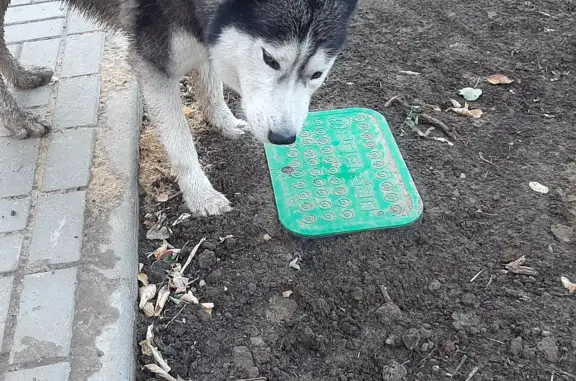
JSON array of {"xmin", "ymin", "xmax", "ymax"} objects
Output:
[{"xmin": 71, "ymin": 33, "xmax": 142, "ymax": 381}]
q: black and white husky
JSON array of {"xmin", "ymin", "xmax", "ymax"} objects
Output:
[{"xmin": 0, "ymin": 0, "xmax": 357, "ymax": 216}]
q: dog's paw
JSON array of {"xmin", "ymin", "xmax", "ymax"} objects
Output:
[
  {"xmin": 6, "ymin": 110, "xmax": 51, "ymax": 140},
  {"xmin": 184, "ymin": 187, "xmax": 232, "ymax": 217},
  {"xmin": 13, "ymin": 66, "xmax": 54, "ymax": 89},
  {"xmin": 208, "ymin": 113, "xmax": 248, "ymax": 140}
]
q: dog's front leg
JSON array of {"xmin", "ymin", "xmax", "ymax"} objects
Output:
[
  {"xmin": 190, "ymin": 62, "xmax": 247, "ymax": 139},
  {"xmin": 135, "ymin": 61, "xmax": 232, "ymax": 216}
]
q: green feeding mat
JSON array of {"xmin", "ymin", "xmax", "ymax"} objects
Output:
[{"xmin": 264, "ymin": 107, "xmax": 423, "ymax": 238}]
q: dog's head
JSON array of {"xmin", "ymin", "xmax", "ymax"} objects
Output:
[{"xmin": 207, "ymin": 0, "xmax": 357, "ymax": 145}]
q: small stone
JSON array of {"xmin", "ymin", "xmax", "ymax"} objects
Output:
[
  {"xmin": 421, "ymin": 342, "xmax": 429, "ymax": 352},
  {"xmin": 537, "ymin": 337, "xmax": 558, "ymax": 362},
  {"xmin": 402, "ymin": 328, "xmax": 420, "ymax": 350},
  {"xmin": 385, "ymin": 334, "xmax": 399, "ymax": 346},
  {"xmin": 248, "ymin": 367, "xmax": 259, "ymax": 378},
  {"xmin": 451, "ymin": 311, "xmax": 481, "ymax": 332},
  {"xmin": 376, "ymin": 303, "xmax": 402, "ymax": 324},
  {"xmin": 248, "ymin": 283, "xmax": 257, "ymax": 292},
  {"xmin": 461, "ymin": 293, "xmax": 478, "ymax": 307},
  {"xmin": 233, "ymin": 346, "xmax": 255, "ymax": 370},
  {"xmin": 550, "ymin": 224, "xmax": 575, "ymax": 243},
  {"xmin": 532, "ymin": 327, "xmax": 542, "ymax": 335},
  {"xmin": 432, "ymin": 365, "xmax": 440, "ymax": 372},
  {"xmin": 541, "ymin": 330, "xmax": 551, "ymax": 337},
  {"xmin": 351, "ymin": 287, "xmax": 364, "ymax": 301},
  {"xmin": 419, "ymin": 328, "xmax": 432, "ymax": 340},
  {"xmin": 381, "ymin": 360, "xmax": 407, "ymax": 381},
  {"xmin": 443, "ymin": 339, "xmax": 457, "ymax": 356},
  {"xmin": 202, "ymin": 240, "xmax": 217, "ymax": 250},
  {"xmin": 428, "ymin": 279, "xmax": 441, "ymax": 291},
  {"xmin": 10, "ymin": 210, "xmax": 16, "ymax": 216},
  {"xmin": 510, "ymin": 336, "xmax": 523, "ymax": 357},
  {"xmin": 198, "ymin": 249, "xmax": 217, "ymax": 269}
]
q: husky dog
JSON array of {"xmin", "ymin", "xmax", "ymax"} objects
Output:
[{"xmin": 0, "ymin": 0, "xmax": 357, "ymax": 216}]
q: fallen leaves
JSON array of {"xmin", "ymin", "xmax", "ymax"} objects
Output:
[
  {"xmin": 289, "ymin": 257, "xmax": 301, "ymax": 270},
  {"xmin": 486, "ymin": 74, "xmax": 514, "ymax": 85},
  {"xmin": 150, "ymin": 240, "xmax": 182, "ymax": 261},
  {"xmin": 139, "ymin": 284, "xmax": 157, "ymax": 310},
  {"xmin": 447, "ymin": 100, "xmax": 483, "ymax": 119},
  {"xmin": 561, "ymin": 276, "xmax": 576, "ymax": 293},
  {"xmin": 140, "ymin": 324, "xmax": 172, "ymax": 373},
  {"xmin": 146, "ymin": 211, "xmax": 171, "ymax": 240},
  {"xmin": 505, "ymin": 256, "xmax": 538, "ymax": 276}
]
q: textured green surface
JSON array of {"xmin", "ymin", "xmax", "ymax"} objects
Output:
[{"xmin": 264, "ymin": 108, "xmax": 423, "ymax": 238}]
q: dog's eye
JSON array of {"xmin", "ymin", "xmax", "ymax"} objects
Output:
[
  {"xmin": 311, "ymin": 71, "xmax": 323, "ymax": 80},
  {"xmin": 262, "ymin": 49, "xmax": 280, "ymax": 70}
]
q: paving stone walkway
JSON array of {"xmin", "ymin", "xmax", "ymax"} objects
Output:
[{"xmin": 0, "ymin": 2, "xmax": 141, "ymax": 380}]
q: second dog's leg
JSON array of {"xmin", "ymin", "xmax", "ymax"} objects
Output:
[
  {"xmin": 0, "ymin": 78, "xmax": 50, "ymax": 138},
  {"xmin": 135, "ymin": 60, "xmax": 232, "ymax": 216},
  {"xmin": 190, "ymin": 63, "xmax": 247, "ymax": 139}
]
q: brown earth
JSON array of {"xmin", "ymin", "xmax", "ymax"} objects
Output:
[{"xmin": 136, "ymin": 1, "xmax": 576, "ymax": 380}]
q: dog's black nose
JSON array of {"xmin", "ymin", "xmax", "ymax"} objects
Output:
[{"xmin": 268, "ymin": 130, "xmax": 296, "ymax": 145}]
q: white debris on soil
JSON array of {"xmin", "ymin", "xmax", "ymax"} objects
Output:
[{"xmin": 528, "ymin": 181, "xmax": 549, "ymax": 194}]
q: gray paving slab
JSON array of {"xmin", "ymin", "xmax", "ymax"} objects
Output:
[
  {"xmin": 61, "ymin": 32, "xmax": 104, "ymax": 77},
  {"xmin": 5, "ymin": 18, "xmax": 64, "ymax": 44},
  {"xmin": 10, "ymin": 267, "xmax": 78, "ymax": 364},
  {"xmin": 29, "ymin": 191, "xmax": 86, "ymax": 264},
  {"xmin": 0, "ymin": 233, "xmax": 23, "ymax": 272},
  {"xmin": 0, "ymin": 138, "xmax": 40, "ymax": 198},
  {"xmin": 5, "ymin": 362, "xmax": 71, "ymax": 381},
  {"xmin": 53, "ymin": 75, "xmax": 101, "ymax": 128},
  {"xmin": 42, "ymin": 128, "xmax": 95, "ymax": 191},
  {"xmin": 1, "ymin": 5, "xmax": 141, "ymax": 381},
  {"xmin": 0, "ymin": 276, "xmax": 14, "ymax": 346},
  {"xmin": 0, "ymin": 198, "xmax": 31, "ymax": 233},
  {"xmin": 5, "ymin": 2, "xmax": 65, "ymax": 25},
  {"xmin": 19, "ymin": 37, "xmax": 61, "ymax": 70}
]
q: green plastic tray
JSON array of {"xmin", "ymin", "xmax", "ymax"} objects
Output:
[{"xmin": 264, "ymin": 108, "xmax": 423, "ymax": 238}]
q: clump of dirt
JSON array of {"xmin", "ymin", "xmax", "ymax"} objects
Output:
[{"xmin": 136, "ymin": 0, "xmax": 576, "ymax": 380}]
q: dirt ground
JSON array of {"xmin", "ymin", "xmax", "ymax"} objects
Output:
[{"xmin": 136, "ymin": 1, "xmax": 576, "ymax": 380}]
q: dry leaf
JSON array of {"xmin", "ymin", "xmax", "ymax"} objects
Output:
[
  {"xmin": 139, "ymin": 284, "xmax": 157, "ymax": 309},
  {"xmin": 561, "ymin": 276, "xmax": 576, "ymax": 293},
  {"xmin": 156, "ymin": 193, "xmax": 170, "ymax": 203},
  {"xmin": 529, "ymin": 181, "xmax": 549, "ymax": 194},
  {"xmin": 201, "ymin": 302, "xmax": 214, "ymax": 314},
  {"xmin": 447, "ymin": 102, "xmax": 483, "ymax": 119},
  {"xmin": 289, "ymin": 257, "xmax": 301, "ymax": 270},
  {"xmin": 283, "ymin": 290, "xmax": 293, "ymax": 298},
  {"xmin": 142, "ymin": 302, "xmax": 155, "ymax": 317},
  {"xmin": 486, "ymin": 74, "xmax": 514, "ymax": 85},
  {"xmin": 180, "ymin": 237, "xmax": 206, "ymax": 274},
  {"xmin": 139, "ymin": 263, "xmax": 144, "ymax": 272},
  {"xmin": 151, "ymin": 240, "xmax": 181, "ymax": 261},
  {"xmin": 450, "ymin": 99, "xmax": 462, "ymax": 108},
  {"xmin": 180, "ymin": 290, "xmax": 199, "ymax": 304},
  {"xmin": 144, "ymin": 364, "xmax": 179, "ymax": 381},
  {"xmin": 147, "ymin": 212, "xmax": 170, "ymax": 240},
  {"xmin": 143, "ymin": 220, "xmax": 154, "ymax": 229},
  {"xmin": 505, "ymin": 256, "xmax": 538, "ymax": 276},
  {"xmin": 140, "ymin": 324, "xmax": 171, "ymax": 373},
  {"xmin": 138, "ymin": 273, "xmax": 149, "ymax": 286},
  {"xmin": 172, "ymin": 213, "xmax": 191, "ymax": 226},
  {"xmin": 169, "ymin": 271, "xmax": 190, "ymax": 294},
  {"xmin": 154, "ymin": 285, "xmax": 171, "ymax": 316},
  {"xmin": 219, "ymin": 234, "xmax": 234, "ymax": 242}
]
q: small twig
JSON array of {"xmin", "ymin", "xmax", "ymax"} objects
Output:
[
  {"xmin": 548, "ymin": 366, "xmax": 576, "ymax": 379},
  {"xmin": 417, "ymin": 348, "xmax": 437, "ymax": 368},
  {"xmin": 464, "ymin": 366, "xmax": 480, "ymax": 381},
  {"xmin": 379, "ymin": 285, "xmax": 393, "ymax": 303},
  {"xmin": 385, "ymin": 95, "xmax": 457, "ymax": 140},
  {"xmin": 234, "ymin": 378, "xmax": 267, "ymax": 381},
  {"xmin": 164, "ymin": 305, "xmax": 186, "ymax": 328},
  {"xmin": 478, "ymin": 152, "xmax": 496, "ymax": 166},
  {"xmin": 447, "ymin": 354, "xmax": 467, "ymax": 377},
  {"xmin": 181, "ymin": 237, "xmax": 206, "ymax": 273},
  {"xmin": 470, "ymin": 269, "xmax": 484, "ymax": 282},
  {"xmin": 487, "ymin": 337, "xmax": 505, "ymax": 345}
]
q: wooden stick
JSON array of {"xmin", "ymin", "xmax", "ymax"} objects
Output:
[{"xmin": 385, "ymin": 95, "xmax": 457, "ymax": 140}]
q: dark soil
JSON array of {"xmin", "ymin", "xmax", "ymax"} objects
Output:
[{"xmin": 136, "ymin": 1, "xmax": 576, "ymax": 380}]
